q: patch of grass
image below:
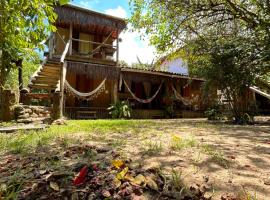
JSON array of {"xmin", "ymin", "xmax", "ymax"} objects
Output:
[
  {"xmin": 170, "ymin": 134, "xmax": 198, "ymax": 151},
  {"xmin": 238, "ymin": 188, "xmax": 258, "ymax": 200},
  {"xmin": 170, "ymin": 169, "xmax": 185, "ymax": 192},
  {"xmin": 0, "ymin": 120, "xmax": 153, "ymax": 155},
  {"xmin": 143, "ymin": 140, "xmax": 163, "ymax": 155},
  {"xmin": 0, "ymin": 170, "xmax": 24, "ymax": 200},
  {"xmin": 201, "ymin": 144, "xmax": 229, "ymax": 168},
  {"xmin": 109, "ymin": 138, "xmax": 127, "ymax": 148},
  {"xmin": 83, "ymin": 148, "xmax": 97, "ymax": 160}
]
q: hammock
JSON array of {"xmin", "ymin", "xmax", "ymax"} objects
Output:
[
  {"xmin": 172, "ymin": 85, "xmax": 191, "ymax": 105},
  {"xmin": 65, "ymin": 78, "xmax": 107, "ymax": 101},
  {"xmin": 123, "ymin": 79, "xmax": 163, "ymax": 104}
]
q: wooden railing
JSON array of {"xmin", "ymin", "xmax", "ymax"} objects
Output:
[
  {"xmin": 70, "ymin": 38, "xmax": 117, "ymax": 61},
  {"xmin": 48, "ymin": 30, "xmax": 119, "ymax": 63},
  {"xmin": 60, "ymin": 39, "xmax": 71, "ymax": 63}
]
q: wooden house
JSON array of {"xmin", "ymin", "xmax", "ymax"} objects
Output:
[{"xmin": 24, "ymin": 4, "xmax": 208, "ymax": 119}]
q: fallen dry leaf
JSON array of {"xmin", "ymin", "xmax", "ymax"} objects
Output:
[
  {"xmin": 116, "ymin": 167, "xmax": 129, "ymax": 180},
  {"xmin": 50, "ymin": 181, "xmax": 59, "ymax": 191},
  {"xmin": 112, "ymin": 160, "xmax": 125, "ymax": 169},
  {"xmin": 133, "ymin": 174, "xmax": 146, "ymax": 186},
  {"xmin": 146, "ymin": 176, "xmax": 158, "ymax": 191}
]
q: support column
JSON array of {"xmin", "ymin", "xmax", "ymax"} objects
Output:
[
  {"xmin": 113, "ymin": 80, "xmax": 118, "ymax": 103},
  {"xmin": 49, "ymin": 33, "xmax": 54, "ymax": 59},
  {"xmin": 69, "ymin": 23, "xmax": 73, "ymax": 56},
  {"xmin": 59, "ymin": 61, "xmax": 67, "ymax": 118},
  {"xmin": 116, "ymin": 30, "xmax": 119, "ymax": 65}
]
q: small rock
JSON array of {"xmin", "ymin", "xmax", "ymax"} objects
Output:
[
  {"xmin": 102, "ymin": 190, "xmax": 111, "ymax": 198},
  {"xmin": 264, "ymin": 178, "xmax": 270, "ymax": 185}
]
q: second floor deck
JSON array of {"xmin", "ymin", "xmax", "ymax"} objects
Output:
[{"xmin": 48, "ymin": 4, "xmax": 126, "ymax": 66}]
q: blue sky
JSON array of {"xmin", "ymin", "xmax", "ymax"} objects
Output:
[
  {"xmin": 71, "ymin": 0, "xmax": 131, "ymax": 16},
  {"xmin": 70, "ymin": 0, "xmax": 156, "ymax": 64}
]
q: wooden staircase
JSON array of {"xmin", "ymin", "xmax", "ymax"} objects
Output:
[{"xmin": 28, "ymin": 59, "xmax": 61, "ymax": 91}]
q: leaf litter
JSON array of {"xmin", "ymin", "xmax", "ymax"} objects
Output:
[{"xmin": 0, "ymin": 144, "xmax": 216, "ymax": 200}]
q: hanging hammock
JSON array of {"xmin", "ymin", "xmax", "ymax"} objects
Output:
[
  {"xmin": 65, "ymin": 78, "xmax": 107, "ymax": 101},
  {"xmin": 123, "ymin": 78, "xmax": 163, "ymax": 104},
  {"xmin": 172, "ymin": 85, "xmax": 191, "ymax": 105}
]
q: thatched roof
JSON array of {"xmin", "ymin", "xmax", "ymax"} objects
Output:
[{"xmin": 55, "ymin": 4, "xmax": 126, "ymax": 36}]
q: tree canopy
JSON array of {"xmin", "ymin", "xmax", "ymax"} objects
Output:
[
  {"xmin": 0, "ymin": 0, "xmax": 68, "ymax": 87},
  {"xmin": 130, "ymin": 0, "xmax": 270, "ymax": 122}
]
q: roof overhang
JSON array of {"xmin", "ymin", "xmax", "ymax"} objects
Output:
[{"xmin": 55, "ymin": 4, "xmax": 127, "ymax": 37}]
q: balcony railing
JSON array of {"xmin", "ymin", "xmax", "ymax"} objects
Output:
[{"xmin": 49, "ymin": 30, "xmax": 119, "ymax": 64}]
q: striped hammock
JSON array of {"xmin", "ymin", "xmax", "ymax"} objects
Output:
[
  {"xmin": 172, "ymin": 85, "xmax": 191, "ymax": 105},
  {"xmin": 123, "ymin": 79, "xmax": 163, "ymax": 104},
  {"xmin": 65, "ymin": 78, "xmax": 107, "ymax": 101}
]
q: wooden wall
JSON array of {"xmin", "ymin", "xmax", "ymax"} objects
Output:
[{"xmin": 65, "ymin": 72, "xmax": 114, "ymax": 108}]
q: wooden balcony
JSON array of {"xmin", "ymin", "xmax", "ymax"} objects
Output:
[{"xmin": 49, "ymin": 28, "xmax": 120, "ymax": 66}]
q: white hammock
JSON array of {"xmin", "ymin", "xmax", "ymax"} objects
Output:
[
  {"xmin": 172, "ymin": 85, "xmax": 191, "ymax": 105},
  {"xmin": 65, "ymin": 78, "xmax": 106, "ymax": 101},
  {"xmin": 123, "ymin": 79, "xmax": 163, "ymax": 104}
]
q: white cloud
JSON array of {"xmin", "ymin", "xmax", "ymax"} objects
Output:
[
  {"xmin": 76, "ymin": 0, "xmax": 100, "ymax": 9},
  {"xmin": 105, "ymin": 6, "xmax": 128, "ymax": 18},
  {"xmin": 104, "ymin": 7, "xmax": 156, "ymax": 64}
]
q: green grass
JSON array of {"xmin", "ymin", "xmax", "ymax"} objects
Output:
[
  {"xmin": 201, "ymin": 144, "xmax": 229, "ymax": 168},
  {"xmin": 170, "ymin": 134, "xmax": 198, "ymax": 151},
  {"xmin": 0, "ymin": 120, "xmax": 153, "ymax": 155},
  {"xmin": 143, "ymin": 140, "xmax": 163, "ymax": 155}
]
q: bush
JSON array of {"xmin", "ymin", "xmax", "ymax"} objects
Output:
[
  {"xmin": 205, "ymin": 105, "xmax": 222, "ymax": 120},
  {"xmin": 108, "ymin": 101, "xmax": 132, "ymax": 119}
]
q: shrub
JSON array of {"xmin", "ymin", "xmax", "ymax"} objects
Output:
[
  {"xmin": 108, "ymin": 101, "xmax": 132, "ymax": 119},
  {"xmin": 205, "ymin": 105, "xmax": 222, "ymax": 120}
]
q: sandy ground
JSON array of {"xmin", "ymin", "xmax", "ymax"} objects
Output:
[{"xmin": 103, "ymin": 118, "xmax": 270, "ymax": 199}]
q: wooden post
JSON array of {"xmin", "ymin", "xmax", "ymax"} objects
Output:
[
  {"xmin": 113, "ymin": 80, "xmax": 118, "ymax": 103},
  {"xmin": 69, "ymin": 23, "xmax": 73, "ymax": 56},
  {"xmin": 52, "ymin": 92, "xmax": 61, "ymax": 120},
  {"xmin": 49, "ymin": 33, "xmax": 54, "ymax": 59},
  {"xmin": 116, "ymin": 30, "xmax": 119, "ymax": 65},
  {"xmin": 59, "ymin": 61, "xmax": 67, "ymax": 118},
  {"xmin": 16, "ymin": 59, "xmax": 23, "ymax": 90}
]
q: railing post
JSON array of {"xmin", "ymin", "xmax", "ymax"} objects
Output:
[
  {"xmin": 69, "ymin": 23, "xmax": 73, "ymax": 56},
  {"xmin": 59, "ymin": 61, "xmax": 67, "ymax": 118},
  {"xmin": 116, "ymin": 30, "xmax": 119, "ymax": 65},
  {"xmin": 49, "ymin": 33, "xmax": 54, "ymax": 59}
]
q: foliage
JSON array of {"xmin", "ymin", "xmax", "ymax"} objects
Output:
[
  {"xmin": 130, "ymin": 0, "xmax": 270, "ymax": 123},
  {"xmin": 131, "ymin": 56, "xmax": 155, "ymax": 70},
  {"xmin": 0, "ymin": 0, "xmax": 68, "ymax": 88},
  {"xmin": 108, "ymin": 101, "xmax": 132, "ymax": 119},
  {"xmin": 4, "ymin": 52, "xmax": 41, "ymax": 90},
  {"xmin": 205, "ymin": 105, "xmax": 223, "ymax": 121}
]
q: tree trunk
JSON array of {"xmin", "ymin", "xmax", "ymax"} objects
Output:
[{"xmin": 16, "ymin": 59, "xmax": 23, "ymax": 90}]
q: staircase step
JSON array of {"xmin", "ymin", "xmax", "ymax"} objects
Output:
[
  {"xmin": 33, "ymin": 76, "xmax": 59, "ymax": 82},
  {"xmin": 42, "ymin": 67, "xmax": 60, "ymax": 73},
  {"xmin": 32, "ymin": 79, "xmax": 59, "ymax": 85},
  {"xmin": 29, "ymin": 84, "xmax": 58, "ymax": 90},
  {"xmin": 45, "ymin": 63, "xmax": 61, "ymax": 68},
  {"xmin": 38, "ymin": 71, "xmax": 60, "ymax": 77}
]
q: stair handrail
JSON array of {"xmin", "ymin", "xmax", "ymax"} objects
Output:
[{"xmin": 60, "ymin": 39, "xmax": 71, "ymax": 63}]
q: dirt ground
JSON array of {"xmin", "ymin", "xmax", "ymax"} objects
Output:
[
  {"xmin": 100, "ymin": 118, "xmax": 270, "ymax": 199},
  {"xmin": 0, "ymin": 118, "xmax": 270, "ymax": 199}
]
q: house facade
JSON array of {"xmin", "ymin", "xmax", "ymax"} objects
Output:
[{"xmin": 24, "ymin": 4, "xmax": 209, "ymax": 119}]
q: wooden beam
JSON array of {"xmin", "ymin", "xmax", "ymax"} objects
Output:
[
  {"xmin": 49, "ymin": 33, "xmax": 54, "ymax": 59},
  {"xmin": 59, "ymin": 61, "xmax": 67, "ymax": 118},
  {"xmin": 69, "ymin": 23, "xmax": 73, "ymax": 56},
  {"xmin": 16, "ymin": 59, "xmax": 23, "ymax": 90},
  {"xmin": 116, "ymin": 30, "xmax": 119, "ymax": 65}
]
